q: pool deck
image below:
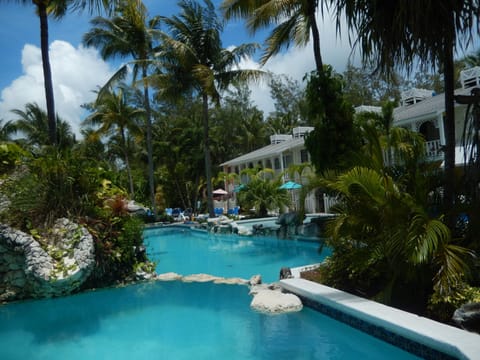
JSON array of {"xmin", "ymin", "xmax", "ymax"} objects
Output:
[{"xmin": 280, "ymin": 276, "xmax": 480, "ymax": 360}]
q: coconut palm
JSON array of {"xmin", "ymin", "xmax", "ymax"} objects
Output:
[
  {"xmin": 157, "ymin": 0, "xmax": 263, "ymax": 217},
  {"xmin": 11, "ymin": 102, "xmax": 75, "ymax": 150},
  {"xmin": 1, "ymin": 0, "xmax": 118, "ymax": 145},
  {"xmin": 83, "ymin": 0, "xmax": 160, "ymax": 215},
  {"xmin": 221, "ymin": 0, "xmax": 324, "ymax": 72},
  {"xmin": 0, "ymin": 119, "xmax": 17, "ymax": 141},
  {"xmin": 83, "ymin": 86, "xmax": 145, "ymax": 198},
  {"xmin": 335, "ymin": 0, "xmax": 480, "ymax": 223}
]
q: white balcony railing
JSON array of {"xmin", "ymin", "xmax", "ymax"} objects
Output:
[{"xmin": 426, "ymin": 139, "xmax": 442, "ymax": 159}]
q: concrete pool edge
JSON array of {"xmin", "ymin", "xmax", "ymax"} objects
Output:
[{"xmin": 280, "ymin": 277, "xmax": 480, "ymax": 360}]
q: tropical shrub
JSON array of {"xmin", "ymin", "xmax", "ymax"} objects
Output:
[
  {"xmin": 2, "ymin": 145, "xmax": 150, "ymax": 288},
  {"xmin": 0, "ymin": 142, "xmax": 27, "ymax": 176},
  {"xmin": 80, "ymin": 209, "xmax": 146, "ymax": 287},
  {"xmin": 428, "ymin": 283, "xmax": 480, "ymax": 322},
  {"xmin": 318, "ymin": 123, "xmax": 474, "ymax": 315},
  {"xmin": 236, "ymin": 169, "xmax": 290, "ymax": 217}
]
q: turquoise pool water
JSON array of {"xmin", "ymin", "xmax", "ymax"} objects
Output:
[
  {"xmin": 0, "ymin": 281, "xmax": 421, "ymax": 360},
  {"xmin": 145, "ymin": 227, "xmax": 328, "ymax": 282}
]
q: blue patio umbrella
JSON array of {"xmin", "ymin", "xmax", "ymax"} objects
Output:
[
  {"xmin": 233, "ymin": 184, "xmax": 246, "ymax": 192},
  {"xmin": 279, "ymin": 181, "xmax": 302, "ymax": 190}
]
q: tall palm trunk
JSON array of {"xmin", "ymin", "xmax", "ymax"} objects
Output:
[
  {"xmin": 142, "ymin": 66, "xmax": 156, "ymax": 216},
  {"xmin": 35, "ymin": 0, "xmax": 57, "ymax": 145},
  {"xmin": 442, "ymin": 24, "xmax": 456, "ymax": 227},
  {"xmin": 203, "ymin": 92, "xmax": 214, "ymax": 217},
  {"xmin": 121, "ymin": 127, "xmax": 135, "ymax": 198},
  {"xmin": 308, "ymin": 2, "xmax": 323, "ymax": 73}
]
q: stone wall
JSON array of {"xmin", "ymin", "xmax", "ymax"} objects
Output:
[{"xmin": 0, "ymin": 218, "xmax": 95, "ymax": 302}]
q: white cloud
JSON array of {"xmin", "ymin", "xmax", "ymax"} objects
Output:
[{"xmin": 0, "ymin": 40, "xmax": 113, "ymax": 136}]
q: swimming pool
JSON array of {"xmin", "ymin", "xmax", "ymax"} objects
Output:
[
  {"xmin": 0, "ymin": 281, "xmax": 421, "ymax": 360},
  {"xmin": 144, "ymin": 226, "xmax": 328, "ymax": 283}
]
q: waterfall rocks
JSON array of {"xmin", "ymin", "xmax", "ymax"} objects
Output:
[{"xmin": 0, "ymin": 218, "xmax": 95, "ymax": 302}]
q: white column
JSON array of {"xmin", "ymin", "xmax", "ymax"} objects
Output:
[{"xmin": 438, "ymin": 112, "xmax": 446, "ymax": 145}]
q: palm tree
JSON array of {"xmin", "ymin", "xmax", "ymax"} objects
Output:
[
  {"xmin": 335, "ymin": 0, "xmax": 480, "ymax": 224},
  {"xmin": 158, "ymin": 0, "xmax": 263, "ymax": 217},
  {"xmin": 1, "ymin": 0, "xmax": 118, "ymax": 145},
  {"xmin": 83, "ymin": 86, "xmax": 145, "ymax": 198},
  {"xmin": 83, "ymin": 0, "xmax": 160, "ymax": 215},
  {"xmin": 0, "ymin": 119, "xmax": 17, "ymax": 141},
  {"xmin": 316, "ymin": 122, "xmax": 472, "ymax": 310},
  {"xmin": 11, "ymin": 102, "xmax": 75, "ymax": 150},
  {"xmin": 323, "ymin": 165, "xmax": 472, "ymax": 306},
  {"xmin": 236, "ymin": 168, "xmax": 289, "ymax": 217},
  {"xmin": 462, "ymin": 48, "xmax": 480, "ymax": 68},
  {"xmin": 221, "ymin": 0, "xmax": 324, "ymax": 72}
]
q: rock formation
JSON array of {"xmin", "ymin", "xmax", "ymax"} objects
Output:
[
  {"xmin": 0, "ymin": 218, "xmax": 95, "ymax": 302},
  {"xmin": 453, "ymin": 302, "xmax": 480, "ymax": 334},
  {"xmin": 249, "ymin": 282, "xmax": 303, "ymax": 314}
]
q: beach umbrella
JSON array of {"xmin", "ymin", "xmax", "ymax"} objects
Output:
[
  {"xmin": 233, "ymin": 184, "xmax": 246, "ymax": 193},
  {"xmin": 279, "ymin": 181, "xmax": 302, "ymax": 190},
  {"xmin": 213, "ymin": 188, "xmax": 228, "ymax": 195}
]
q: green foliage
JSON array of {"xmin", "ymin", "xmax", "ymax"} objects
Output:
[
  {"xmin": 265, "ymin": 74, "xmax": 307, "ymax": 134},
  {"xmin": 321, "ymin": 163, "xmax": 473, "ymax": 311},
  {"xmin": 236, "ymin": 169, "xmax": 290, "ymax": 217},
  {"xmin": 304, "ymin": 67, "xmax": 361, "ymax": 173},
  {"xmin": 3, "ymin": 147, "xmax": 111, "ymax": 229},
  {"xmin": 342, "ymin": 63, "xmax": 402, "ymax": 106},
  {"xmin": 1, "ymin": 144, "xmax": 149, "ymax": 287},
  {"xmin": 11, "ymin": 102, "xmax": 76, "ymax": 151},
  {"xmin": 0, "ymin": 142, "xmax": 27, "ymax": 175},
  {"xmin": 428, "ymin": 284, "xmax": 480, "ymax": 322},
  {"xmin": 81, "ymin": 211, "xmax": 145, "ymax": 287},
  {"xmin": 318, "ymin": 123, "xmax": 473, "ymax": 312}
]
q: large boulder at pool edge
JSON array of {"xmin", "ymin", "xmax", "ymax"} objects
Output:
[
  {"xmin": 0, "ymin": 218, "xmax": 95, "ymax": 302},
  {"xmin": 453, "ymin": 302, "xmax": 480, "ymax": 334}
]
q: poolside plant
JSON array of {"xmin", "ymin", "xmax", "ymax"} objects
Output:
[
  {"xmin": 321, "ymin": 166, "xmax": 473, "ymax": 315},
  {"xmin": 317, "ymin": 123, "xmax": 474, "ymax": 318},
  {"xmin": 2, "ymin": 146, "xmax": 149, "ymax": 289},
  {"xmin": 0, "ymin": 142, "xmax": 26, "ymax": 175},
  {"xmin": 236, "ymin": 168, "xmax": 290, "ymax": 217}
]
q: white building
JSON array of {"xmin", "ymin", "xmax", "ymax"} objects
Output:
[
  {"xmin": 365, "ymin": 66, "xmax": 480, "ymax": 163},
  {"xmin": 219, "ymin": 67, "xmax": 480, "ymax": 213},
  {"xmin": 220, "ymin": 126, "xmax": 324, "ymax": 213}
]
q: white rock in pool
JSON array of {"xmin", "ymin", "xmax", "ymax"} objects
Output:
[{"xmin": 250, "ymin": 289, "xmax": 303, "ymax": 314}]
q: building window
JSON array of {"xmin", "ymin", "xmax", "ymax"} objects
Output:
[
  {"xmin": 300, "ymin": 149, "xmax": 309, "ymax": 163},
  {"xmin": 283, "ymin": 154, "xmax": 293, "ymax": 168},
  {"xmin": 274, "ymin": 158, "xmax": 281, "ymax": 170}
]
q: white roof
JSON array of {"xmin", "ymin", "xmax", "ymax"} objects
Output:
[
  {"xmin": 355, "ymin": 105, "xmax": 382, "ymax": 114},
  {"xmin": 220, "ymin": 137, "xmax": 305, "ymax": 167},
  {"xmin": 393, "ymin": 87, "xmax": 472, "ymax": 124}
]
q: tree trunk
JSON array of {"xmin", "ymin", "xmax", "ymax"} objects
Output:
[
  {"xmin": 308, "ymin": 2, "xmax": 323, "ymax": 73},
  {"xmin": 36, "ymin": 1, "xmax": 57, "ymax": 146},
  {"xmin": 143, "ymin": 66, "xmax": 156, "ymax": 216},
  {"xmin": 443, "ymin": 37, "xmax": 456, "ymax": 228},
  {"xmin": 121, "ymin": 128, "xmax": 135, "ymax": 199},
  {"xmin": 203, "ymin": 93, "xmax": 214, "ymax": 217}
]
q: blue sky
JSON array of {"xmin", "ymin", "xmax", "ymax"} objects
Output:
[
  {"xmin": 1, "ymin": 0, "xmax": 347, "ymax": 134},
  {"xmin": 1, "ymin": 1, "xmax": 478, "ymax": 135},
  {"xmin": 0, "ymin": 0, "xmax": 349, "ymax": 132}
]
